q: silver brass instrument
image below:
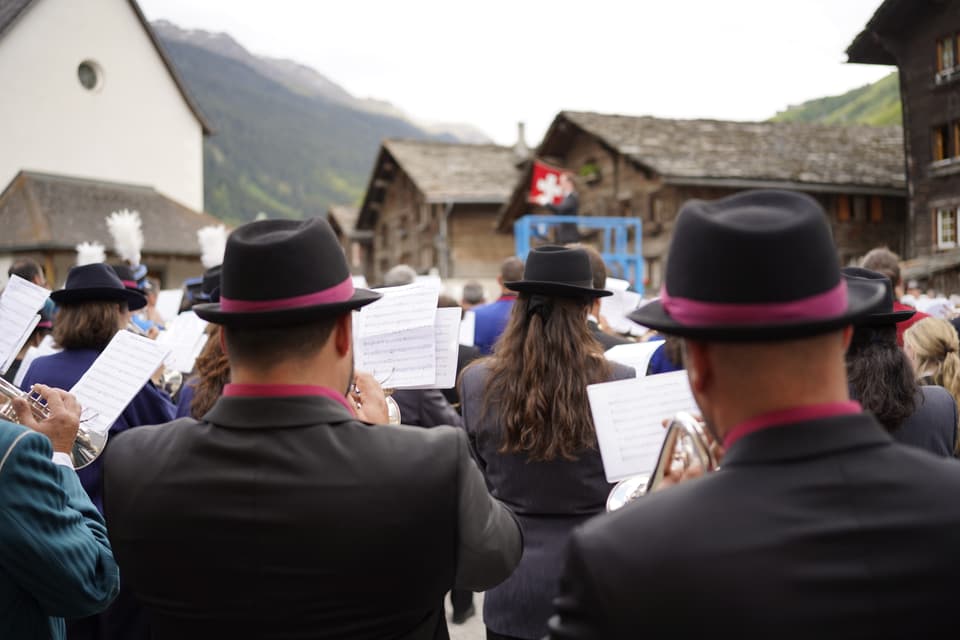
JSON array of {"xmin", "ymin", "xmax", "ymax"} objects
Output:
[
  {"xmin": 385, "ymin": 394, "xmax": 401, "ymax": 425},
  {"xmin": 0, "ymin": 377, "xmax": 105, "ymax": 469},
  {"xmin": 606, "ymin": 411, "xmax": 718, "ymax": 512}
]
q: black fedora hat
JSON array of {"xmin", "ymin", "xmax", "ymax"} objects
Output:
[
  {"xmin": 194, "ymin": 217, "xmax": 381, "ymax": 327},
  {"xmin": 111, "ymin": 264, "xmax": 145, "ymax": 294},
  {"xmin": 629, "ymin": 190, "xmax": 886, "ymax": 341},
  {"xmin": 505, "ymin": 245, "xmax": 612, "ymax": 298},
  {"xmin": 841, "ymin": 267, "xmax": 914, "ymax": 326},
  {"xmin": 51, "ymin": 263, "xmax": 147, "ymax": 311}
]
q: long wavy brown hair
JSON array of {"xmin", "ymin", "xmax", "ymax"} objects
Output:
[
  {"xmin": 476, "ymin": 293, "xmax": 610, "ymax": 461},
  {"xmin": 190, "ymin": 325, "xmax": 230, "ymax": 419}
]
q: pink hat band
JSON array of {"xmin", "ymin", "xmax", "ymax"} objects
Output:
[{"xmin": 219, "ymin": 276, "xmax": 355, "ymax": 313}]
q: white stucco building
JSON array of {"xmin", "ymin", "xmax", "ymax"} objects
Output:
[{"xmin": 0, "ymin": 0, "xmax": 209, "ymax": 211}]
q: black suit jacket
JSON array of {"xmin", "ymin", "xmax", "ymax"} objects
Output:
[
  {"xmin": 102, "ymin": 394, "xmax": 521, "ymax": 640},
  {"xmin": 548, "ymin": 413, "xmax": 960, "ymax": 639}
]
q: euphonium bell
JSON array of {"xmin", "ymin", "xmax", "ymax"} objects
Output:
[
  {"xmin": 0, "ymin": 377, "xmax": 105, "ymax": 469},
  {"xmin": 606, "ymin": 411, "xmax": 719, "ymax": 512}
]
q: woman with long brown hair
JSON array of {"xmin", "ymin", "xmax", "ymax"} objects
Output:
[{"xmin": 460, "ymin": 246, "xmax": 634, "ymax": 640}]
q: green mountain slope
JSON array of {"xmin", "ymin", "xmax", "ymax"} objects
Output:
[
  {"xmin": 771, "ymin": 72, "xmax": 902, "ymax": 126},
  {"xmin": 159, "ymin": 38, "xmax": 457, "ymax": 225}
]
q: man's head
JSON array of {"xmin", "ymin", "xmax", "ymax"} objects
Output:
[
  {"xmin": 630, "ymin": 190, "xmax": 885, "ymax": 438},
  {"xmin": 497, "ymin": 256, "xmax": 524, "ymax": 294},
  {"xmin": 559, "ymin": 171, "xmax": 576, "ymax": 196},
  {"xmin": 8, "ymin": 257, "xmax": 46, "ymax": 287},
  {"xmin": 460, "ymin": 281, "xmax": 486, "ymax": 309},
  {"xmin": 194, "ymin": 217, "xmax": 381, "ymax": 393},
  {"xmin": 382, "ymin": 264, "xmax": 416, "ymax": 288},
  {"xmin": 860, "ymin": 247, "xmax": 902, "ymax": 294}
]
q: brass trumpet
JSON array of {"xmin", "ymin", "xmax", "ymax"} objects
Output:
[
  {"xmin": 606, "ymin": 411, "xmax": 719, "ymax": 511},
  {"xmin": 0, "ymin": 377, "xmax": 105, "ymax": 469}
]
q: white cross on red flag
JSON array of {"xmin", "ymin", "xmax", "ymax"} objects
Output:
[{"xmin": 528, "ymin": 160, "xmax": 565, "ymax": 206}]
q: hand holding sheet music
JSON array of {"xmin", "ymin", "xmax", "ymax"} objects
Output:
[{"xmin": 587, "ymin": 370, "xmax": 699, "ymax": 482}]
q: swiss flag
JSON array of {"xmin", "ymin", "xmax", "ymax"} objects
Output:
[{"xmin": 528, "ymin": 160, "xmax": 565, "ymax": 206}]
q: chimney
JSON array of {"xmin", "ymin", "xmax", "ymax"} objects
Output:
[{"xmin": 513, "ymin": 121, "xmax": 531, "ymax": 165}]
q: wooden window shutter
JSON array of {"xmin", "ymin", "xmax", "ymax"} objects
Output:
[
  {"xmin": 837, "ymin": 195, "xmax": 851, "ymax": 222},
  {"xmin": 939, "ymin": 39, "xmax": 945, "ymax": 72},
  {"xmin": 934, "ymin": 126, "xmax": 946, "ymax": 161},
  {"xmin": 870, "ymin": 196, "xmax": 883, "ymax": 223}
]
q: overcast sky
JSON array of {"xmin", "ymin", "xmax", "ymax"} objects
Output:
[{"xmin": 139, "ymin": 0, "xmax": 894, "ymax": 146}]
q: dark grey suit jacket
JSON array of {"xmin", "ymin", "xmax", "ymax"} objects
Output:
[
  {"xmin": 461, "ymin": 361, "xmax": 634, "ymax": 639},
  {"xmin": 894, "ymin": 385, "xmax": 957, "ymax": 456},
  {"xmin": 102, "ymin": 394, "xmax": 521, "ymax": 640},
  {"xmin": 548, "ymin": 413, "xmax": 960, "ymax": 639}
]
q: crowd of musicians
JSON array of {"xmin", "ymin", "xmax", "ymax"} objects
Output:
[{"xmin": 4, "ymin": 189, "xmax": 960, "ymax": 640}]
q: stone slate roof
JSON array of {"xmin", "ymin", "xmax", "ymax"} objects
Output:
[
  {"xmin": 0, "ymin": 0, "xmax": 211, "ymax": 133},
  {"xmin": 382, "ymin": 139, "xmax": 519, "ymax": 202},
  {"xmin": 0, "ymin": 171, "xmax": 225, "ymax": 255},
  {"xmin": 558, "ymin": 111, "xmax": 906, "ymax": 190},
  {"xmin": 327, "ymin": 204, "xmax": 359, "ymax": 237}
]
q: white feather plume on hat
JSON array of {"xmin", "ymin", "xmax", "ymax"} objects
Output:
[
  {"xmin": 75, "ymin": 241, "xmax": 106, "ymax": 266},
  {"xmin": 105, "ymin": 209, "xmax": 144, "ymax": 266},
  {"xmin": 197, "ymin": 224, "xmax": 228, "ymax": 269}
]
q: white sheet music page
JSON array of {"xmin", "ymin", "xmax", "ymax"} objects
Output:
[
  {"xmin": 355, "ymin": 325, "xmax": 437, "ymax": 388},
  {"xmin": 156, "ymin": 311, "xmax": 209, "ymax": 372},
  {"xmin": 0, "ymin": 275, "xmax": 51, "ymax": 373},
  {"xmin": 458, "ymin": 310, "xmax": 476, "ymax": 347},
  {"xmin": 70, "ymin": 331, "xmax": 172, "ymax": 441},
  {"xmin": 155, "ymin": 289, "xmax": 185, "ymax": 324},
  {"xmin": 604, "ymin": 341, "xmax": 665, "ymax": 378},
  {"xmin": 357, "ymin": 282, "xmax": 441, "ymax": 337},
  {"xmin": 407, "ymin": 307, "xmax": 461, "ymax": 390},
  {"xmin": 587, "ymin": 370, "xmax": 699, "ymax": 482}
]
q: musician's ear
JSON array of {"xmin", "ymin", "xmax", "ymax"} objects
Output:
[
  {"xmin": 683, "ymin": 339, "xmax": 711, "ymax": 393},
  {"xmin": 333, "ymin": 313, "xmax": 352, "ymax": 357}
]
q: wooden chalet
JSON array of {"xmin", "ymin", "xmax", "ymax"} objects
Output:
[
  {"xmin": 849, "ymin": 0, "xmax": 960, "ymax": 291},
  {"xmin": 497, "ymin": 111, "xmax": 907, "ymax": 290},
  {"xmin": 356, "ymin": 139, "xmax": 520, "ymax": 284},
  {"xmin": 0, "ymin": 171, "xmax": 225, "ymax": 286}
]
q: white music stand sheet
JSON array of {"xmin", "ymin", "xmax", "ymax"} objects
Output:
[
  {"xmin": 70, "ymin": 331, "xmax": 172, "ymax": 441},
  {"xmin": 587, "ymin": 370, "xmax": 699, "ymax": 482},
  {"xmin": 458, "ymin": 310, "xmax": 476, "ymax": 347},
  {"xmin": 406, "ymin": 307, "xmax": 461, "ymax": 390},
  {"xmin": 604, "ymin": 341, "xmax": 665, "ymax": 378},
  {"xmin": 155, "ymin": 289, "xmax": 185, "ymax": 324},
  {"xmin": 356, "ymin": 282, "xmax": 441, "ymax": 337},
  {"xmin": 0, "ymin": 275, "xmax": 50, "ymax": 374}
]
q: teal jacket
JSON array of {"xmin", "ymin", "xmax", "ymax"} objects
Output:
[{"xmin": 0, "ymin": 421, "xmax": 119, "ymax": 639}]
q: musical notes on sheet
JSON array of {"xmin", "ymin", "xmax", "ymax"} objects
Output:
[
  {"xmin": 355, "ymin": 325, "xmax": 436, "ymax": 388},
  {"xmin": 356, "ymin": 282, "xmax": 441, "ymax": 337},
  {"xmin": 587, "ymin": 371, "xmax": 699, "ymax": 482},
  {"xmin": 70, "ymin": 331, "xmax": 172, "ymax": 439},
  {"xmin": 405, "ymin": 307, "xmax": 461, "ymax": 390},
  {"xmin": 0, "ymin": 275, "xmax": 51, "ymax": 374}
]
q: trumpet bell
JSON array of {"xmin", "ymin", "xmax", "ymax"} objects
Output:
[
  {"xmin": 0, "ymin": 377, "xmax": 106, "ymax": 470},
  {"xmin": 606, "ymin": 474, "xmax": 649, "ymax": 511}
]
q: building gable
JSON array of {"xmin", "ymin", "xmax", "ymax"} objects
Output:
[{"xmin": 0, "ymin": 0, "xmax": 208, "ymax": 210}]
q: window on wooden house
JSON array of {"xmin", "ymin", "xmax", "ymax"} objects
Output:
[
  {"xmin": 937, "ymin": 208, "xmax": 959, "ymax": 249},
  {"xmin": 852, "ymin": 196, "xmax": 867, "ymax": 222},
  {"xmin": 836, "ymin": 195, "xmax": 851, "ymax": 222},
  {"xmin": 933, "ymin": 124, "xmax": 950, "ymax": 161},
  {"xmin": 870, "ymin": 196, "xmax": 883, "ymax": 224},
  {"xmin": 939, "ymin": 35, "xmax": 958, "ymax": 73}
]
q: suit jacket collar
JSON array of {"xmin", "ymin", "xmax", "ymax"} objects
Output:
[
  {"xmin": 203, "ymin": 394, "xmax": 357, "ymax": 430},
  {"xmin": 721, "ymin": 413, "xmax": 892, "ymax": 467}
]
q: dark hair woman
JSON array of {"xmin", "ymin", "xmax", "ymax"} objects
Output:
[
  {"xmin": 843, "ymin": 267, "xmax": 956, "ymax": 456},
  {"xmin": 19, "ymin": 263, "xmax": 176, "ymax": 640},
  {"xmin": 460, "ymin": 246, "xmax": 635, "ymax": 640}
]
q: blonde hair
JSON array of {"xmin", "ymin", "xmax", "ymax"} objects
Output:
[{"xmin": 904, "ymin": 317, "xmax": 960, "ymax": 399}]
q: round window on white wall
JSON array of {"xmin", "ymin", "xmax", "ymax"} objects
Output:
[{"xmin": 77, "ymin": 60, "xmax": 103, "ymax": 91}]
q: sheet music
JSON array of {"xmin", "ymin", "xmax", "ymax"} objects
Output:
[
  {"xmin": 600, "ymin": 284, "xmax": 647, "ymax": 337},
  {"xmin": 587, "ymin": 370, "xmax": 699, "ymax": 482},
  {"xmin": 355, "ymin": 325, "xmax": 437, "ymax": 388},
  {"xmin": 351, "ymin": 275, "xmax": 369, "ymax": 290},
  {"xmin": 604, "ymin": 341, "xmax": 666, "ymax": 377},
  {"xmin": 70, "ymin": 331, "xmax": 172, "ymax": 441},
  {"xmin": 3, "ymin": 315, "xmax": 40, "ymax": 374},
  {"xmin": 155, "ymin": 289, "xmax": 184, "ymax": 324},
  {"xmin": 408, "ymin": 307, "xmax": 461, "ymax": 390},
  {"xmin": 14, "ymin": 334, "xmax": 60, "ymax": 388},
  {"xmin": 156, "ymin": 311, "xmax": 209, "ymax": 372},
  {"xmin": 458, "ymin": 309, "xmax": 476, "ymax": 346},
  {"xmin": 357, "ymin": 282, "xmax": 440, "ymax": 337},
  {"xmin": 0, "ymin": 275, "xmax": 51, "ymax": 374}
]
